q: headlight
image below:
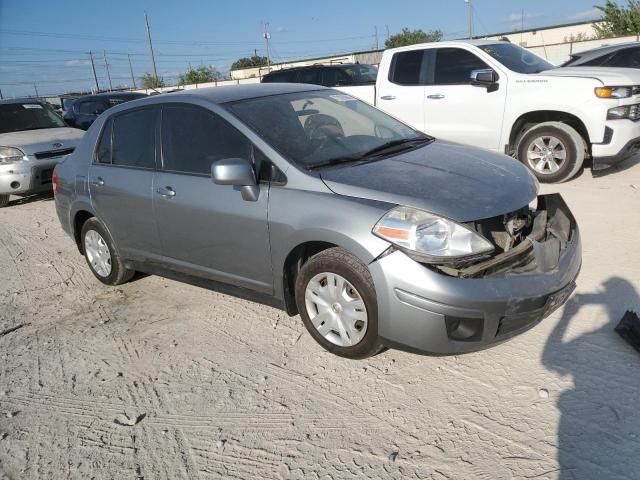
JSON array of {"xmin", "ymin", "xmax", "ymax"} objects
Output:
[
  {"xmin": 372, "ymin": 206, "xmax": 494, "ymax": 262},
  {"xmin": 607, "ymin": 106, "xmax": 630, "ymax": 119},
  {"xmin": 0, "ymin": 146, "xmax": 26, "ymax": 164},
  {"xmin": 595, "ymin": 86, "xmax": 632, "ymax": 99}
]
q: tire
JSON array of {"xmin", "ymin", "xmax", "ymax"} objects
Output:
[
  {"xmin": 294, "ymin": 247, "xmax": 383, "ymax": 359},
  {"xmin": 0, "ymin": 195, "xmax": 9, "ymax": 208},
  {"xmin": 516, "ymin": 121, "xmax": 585, "ymax": 183},
  {"xmin": 81, "ymin": 217, "xmax": 134, "ymax": 286}
]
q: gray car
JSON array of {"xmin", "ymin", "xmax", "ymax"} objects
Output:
[
  {"xmin": 0, "ymin": 98, "xmax": 84, "ymax": 207},
  {"xmin": 53, "ymin": 84, "xmax": 581, "ymax": 358}
]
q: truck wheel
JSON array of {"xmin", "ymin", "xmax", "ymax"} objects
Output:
[
  {"xmin": 0, "ymin": 195, "xmax": 9, "ymax": 208},
  {"xmin": 295, "ymin": 247, "xmax": 383, "ymax": 359},
  {"xmin": 81, "ymin": 218, "xmax": 135, "ymax": 285},
  {"xmin": 516, "ymin": 122, "xmax": 585, "ymax": 183}
]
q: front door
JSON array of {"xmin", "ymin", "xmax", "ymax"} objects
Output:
[
  {"xmin": 88, "ymin": 108, "xmax": 162, "ymax": 261},
  {"xmin": 423, "ymin": 47, "xmax": 507, "ymax": 152},
  {"xmin": 153, "ymin": 103, "xmax": 272, "ymax": 293}
]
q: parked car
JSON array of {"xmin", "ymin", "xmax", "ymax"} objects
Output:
[
  {"xmin": 63, "ymin": 92, "xmax": 147, "ymax": 130},
  {"xmin": 562, "ymin": 42, "xmax": 640, "ymax": 68},
  {"xmin": 262, "ymin": 63, "xmax": 378, "ymax": 104},
  {"xmin": 0, "ymin": 98, "xmax": 84, "ymax": 208},
  {"xmin": 53, "ymin": 84, "xmax": 581, "ymax": 358},
  {"xmin": 337, "ymin": 40, "xmax": 640, "ymax": 183}
]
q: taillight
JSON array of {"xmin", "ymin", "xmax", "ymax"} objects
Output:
[{"xmin": 52, "ymin": 167, "xmax": 59, "ymax": 194}]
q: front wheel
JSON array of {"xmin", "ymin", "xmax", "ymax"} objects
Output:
[
  {"xmin": 295, "ymin": 247, "xmax": 383, "ymax": 359},
  {"xmin": 516, "ymin": 121, "xmax": 585, "ymax": 183}
]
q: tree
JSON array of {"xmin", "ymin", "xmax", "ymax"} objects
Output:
[
  {"xmin": 594, "ymin": 0, "xmax": 640, "ymax": 38},
  {"xmin": 384, "ymin": 28, "xmax": 443, "ymax": 49},
  {"xmin": 179, "ymin": 66, "xmax": 223, "ymax": 85},
  {"xmin": 231, "ymin": 55, "xmax": 268, "ymax": 70},
  {"xmin": 141, "ymin": 73, "xmax": 164, "ymax": 89}
]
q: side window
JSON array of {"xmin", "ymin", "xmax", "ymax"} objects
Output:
[
  {"xmin": 297, "ymin": 68, "xmax": 321, "ymax": 85},
  {"xmin": 111, "ymin": 108, "xmax": 156, "ymax": 169},
  {"xmin": 263, "ymin": 71, "xmax": 294, "ymax": 83},
  {"xmin": 161, "ymin": 105, "xmax": 254, "ymax": 175},
  {"xmin": 78, "ymin": 100, "xmax": 106, "ymax": 115},
  {"xmin": 322, "ymin": 68, "xmax": 351, "ymax": 87},
  {"xmin": 96, "ymin": 118, "xmax": 113, "ymax": 164},
  {"xmin": 607, "ymin": 48, "xmax": 640, "ymax": 68},
  {"xmin": 434, "ymin": 48, "xmax": 490, "ymax": 85},
  {"xmin": 390, "ymin": 50, "xmax": 426, "ymax": 85}
]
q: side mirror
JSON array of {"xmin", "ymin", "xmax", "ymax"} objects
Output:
[
  {"xmin": 211, "ymin": 158, "xmax": 259, "ymax": 201},
  {"xmin": 470, "ymin": 69, "xmax": 499, "ymax": 92}
]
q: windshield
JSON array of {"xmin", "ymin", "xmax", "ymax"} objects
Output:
[
  {"xmin": 343, "ymin": 64, "xmax": 378, "ymax": 84},
  {"xmin": 479, "ymin": 43, "xmax": 555, "ymax": 74},
  {"xmin": 226, "ymin": 90, "xmax": 429, "ymax": 169},
  {"xmin": 0, "ymin": 102, "xmax": 65, "ymax": 134}
]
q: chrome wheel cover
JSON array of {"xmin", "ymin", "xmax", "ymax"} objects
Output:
[
  {"xmin": 526, "ymin": 135, "xmax": 567, "ymax": 175},
  {"xmin": 84, "ymin": 230, "xmax": 112, "ymax": 278},
  {"xmin": 305, "ymin": 272, "xmax": 368, "ymax": 347}
]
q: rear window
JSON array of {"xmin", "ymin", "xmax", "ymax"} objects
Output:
[
  {"xmin": 390, "ymin": 50, "xmax": 425, "ymax": 85},
  {"xmin": 111, "ymin": 108, "xmax": 156, "ymax": 169}
]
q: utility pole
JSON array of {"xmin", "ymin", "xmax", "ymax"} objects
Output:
[
  {"xmin": 33, "ymin": 84, "xmax": 39, "ymax": 97},
  {"xmin": 374, "ymin": 26, "xmax": 379, "ymax": 49},
  {"xmin": 521, "ymin": 9, "xmax": 525, "ymax": 44},
  {"xmin": 263, "ymin": 22, "xmax": 271, "ymax": 68},
  {"xmin": 464, "ymin": 0, "xmax": 473, "ymax": 39},
  {"xmin": 145, "ymin": 12, "xmax": 159, "ymax": 80},
  {"xmin": 89, "ymin": 51, "xmax": 100, "ymax": 92},
  {"xmin": 385, "ymin": 25, "xmax": 390, "ymax": 42},
  {"xmin": 103, "ymin": 50, "xmax": 113, "ymax": 91},
  {"xmin": 128, "ymin": 54, "xmax": 137, "ymax": 89},
  {"xmin": 0, "ymin": 89, "xmax": 3, "ymax": 100}
]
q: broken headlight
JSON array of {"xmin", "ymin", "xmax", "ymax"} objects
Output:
[{"xmin": 373, "ymin": 206, "xmax": 494, "ymax": 263}]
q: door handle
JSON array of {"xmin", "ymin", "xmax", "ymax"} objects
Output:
[
  {"xmin": 91, "ymin": 177, "xmax": 104, "ymax": 187},
  {"xmin": 427, "ymin": 94, "xmax": 446, "ymax": 100},
  {"xmin": 157, "ymin": 186, "xmax": 176, "ymax": 197},
  {"xmin": 380, "ymin": 95, "xmax": 396, "ymax": 100}
]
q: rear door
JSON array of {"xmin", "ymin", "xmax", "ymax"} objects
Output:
[
  {"xmin": 153, "ymin": 103, "xmax": 272, "ymax": 293},
  {"xmin": 376, "ymin": 49, "xmax": 428, "ymax": 131},
  {"xmin": 88, "ymin": 107, "xmax": 162, "ymax": 261},
  {"xmin": 422, "ymin": 47, "xmax": 507, "ymax": 151}
]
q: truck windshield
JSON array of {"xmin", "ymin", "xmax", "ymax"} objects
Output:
[
  {"xmin": 480, "ymin": 43, "xmax": 555, "ymax": 74},
  {"xmin": 226, "ymin": 89, "xmax": 429, "ymax": 169},
  {"xmin": 0, "ymin": 102, "xmax": 65, "ymax": 134}
]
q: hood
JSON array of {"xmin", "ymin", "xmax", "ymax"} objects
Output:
[
  {"xmin": 539, "ymin": 66, "xmax": 640, "ymax": 85},
  {"xmin": 0, "ymin": 127, "xmax": 85, "ymax": 156},
  {"xmin": 319, "ymin": 141, "xmax": 538, "ymax": 223}
]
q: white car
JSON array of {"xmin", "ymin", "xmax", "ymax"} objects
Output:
[
  {"xmin": 0, "ymin": 98, "xmax": 84, "ymax": 207},
  {"xmin": 338, "ymin": 40, "xmax": 640, "ymax": 183}
]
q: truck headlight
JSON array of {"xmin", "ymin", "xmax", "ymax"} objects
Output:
[
  {"xmin": 372, "ymin": 206, "xmax": 494, "ymax": 262},
  {"xmin": 607, "ymin": 104, "xmax": 640, "ymax": 120},
  {"xmin": 595, "ymin": 86, "xmax": 633, "ymax": 99},
  {"xmin": 0, "ymin": 146, "xmax": 26, "ymax": 164}
]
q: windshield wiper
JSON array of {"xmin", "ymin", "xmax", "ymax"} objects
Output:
[{"xmin": 307, "ymin": 137, "xmax": 433, "ymax": 171}]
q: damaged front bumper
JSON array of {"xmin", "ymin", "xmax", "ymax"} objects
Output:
[{"xmin": 370, "ymin": 194, "xmax": 581, "ymax": 355}]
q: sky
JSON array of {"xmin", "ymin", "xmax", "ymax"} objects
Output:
[{"xmin": 0, "ymin": 0, "xmax": 604, "ymax": 98}]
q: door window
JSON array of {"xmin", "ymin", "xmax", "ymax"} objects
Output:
[
  {"xmin": 95, "ymin": 118, "xmax": 113, "ymax": 164},
  {"xmin": 78, "ymin": 100, "xmax": 107, "ymax": 115},
  {"xmin": 389, "ymin": 50, "xmax": 426, "ymax": 85},
  {"xmin": 263, "ymin": 70, "xmax": 295, "ymax": 82},
  {"xmin": 322, "ymin": 68, "xmax": 351, "ymax": 87},
  {"xmin": 296, "ymin": 68, "xmax": 321, "ymax": 85},
  {"xmin": 111, "ymin": 108, "xmax": 157, "ymax": 169},
  {"xmin": 434, "ymin": 48, "xmax": 490, "ymax": 85},
  {"xmin": 606, "ymin": 47, "xmax": 640, "ymax": 68},
  {"xmin": 161, "ymin": 105, "xmax": 255, "ymax": 175}
]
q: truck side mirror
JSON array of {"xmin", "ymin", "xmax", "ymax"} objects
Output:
[{"xmin": 471, "ymin": 69, "xmax": 499, "ymax": 92}]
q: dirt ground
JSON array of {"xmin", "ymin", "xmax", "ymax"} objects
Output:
[{"xmin": 1, "ymin": 158, "xmax": 639, "ymax": 480}]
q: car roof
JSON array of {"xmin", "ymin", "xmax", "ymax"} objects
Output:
[
  {"xmin": 569, "ymin": 42, "xmax": 640, "ymax": 63},
  {"xmin": 137, "ymin": 83, "xmax": 326, "ymax": 105},
  {"xmin": 75, "ymin": 91, "xmax": 147, "ymax": 101},
  {"xmin": 264, "ymin": 63, "xmax": 367, "ymax": 73},
  {"xmin": 0, "ymin": 97, "xmax": 44, "ymax": 105}
]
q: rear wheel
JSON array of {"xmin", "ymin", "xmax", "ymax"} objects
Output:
[
  {"xmin": 517, "ymin": 122, "xmax": 585, "ymax": 183},
  {"xmin": 0, "ymin": 195, "xmax": 9, "ymax": 208},
  {"xmin": 295, "ymin": 247, "xmax": 383, "ymax": 359},
  {"xmin": 81, "ymin": 218, "xmax": 134, "ymax": 285}
]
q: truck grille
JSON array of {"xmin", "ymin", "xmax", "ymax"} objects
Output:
[{"xmin": 34, "ymin": 148, "xmax": 74, "ymax": 160}]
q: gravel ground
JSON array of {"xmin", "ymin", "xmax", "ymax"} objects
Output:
[{"xmin": 1, "ymin": 159, "xmax": 639, "ymax": 480}]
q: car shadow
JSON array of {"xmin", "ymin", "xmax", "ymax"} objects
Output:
[
  {"xmin": 542, "ymin": 277, "xmax": 640, "ymax": 479},
  {"xmin": 7, "ymin": 191, "xmax": 54, "ymax": 207}
]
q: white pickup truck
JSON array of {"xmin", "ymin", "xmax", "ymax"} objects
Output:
[{"xmin": 339, "ymin": 40, "xmax": 640, "ymax": 182}]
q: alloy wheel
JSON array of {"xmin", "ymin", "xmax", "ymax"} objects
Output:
[{"xmin": 526, "ymin": 135, "xmax": 567, "ymax": 175}]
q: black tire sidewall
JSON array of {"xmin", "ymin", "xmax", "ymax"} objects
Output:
[
  {"xmin": 517, "ymin": 125, "xmax": 579, "ymax": 183},
  {"xmin": 81, "ymin": 218, "xmax": 129, "ymax": 285},
  {"xmin": 295, "ymin": 248, "xmax": 381, "ymax": 359}
]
